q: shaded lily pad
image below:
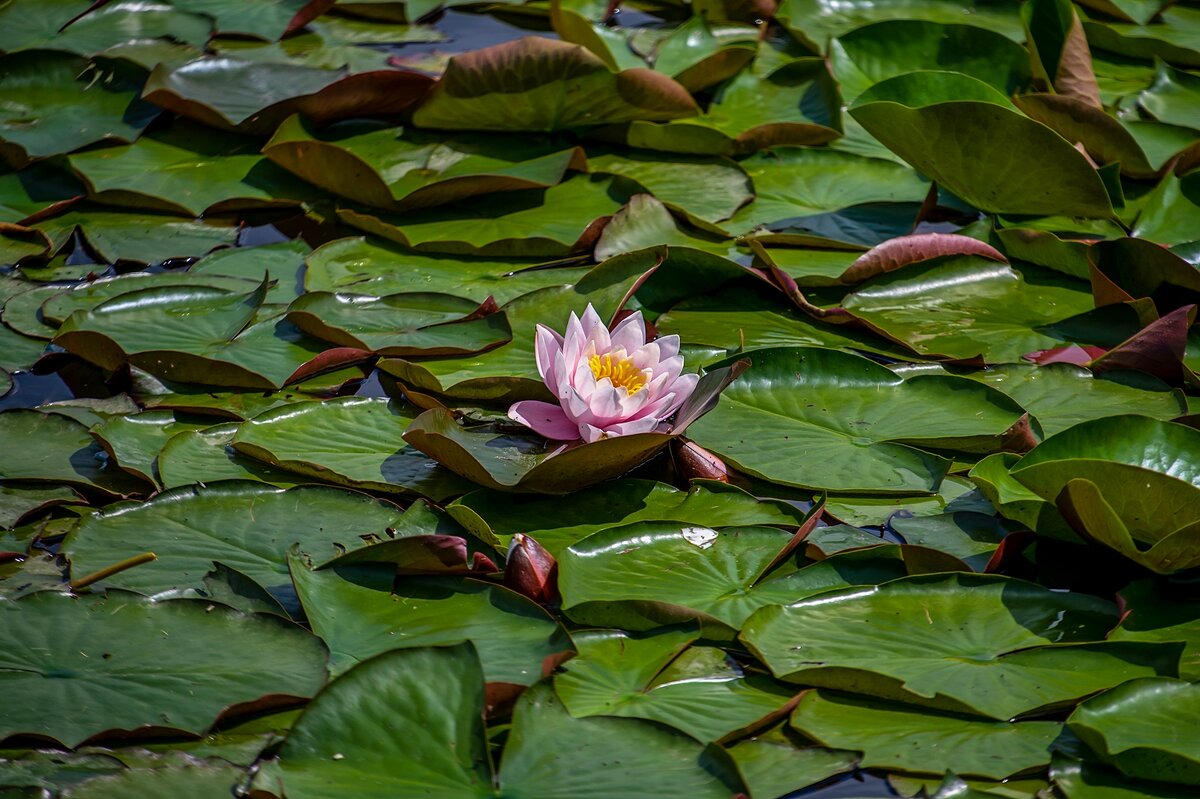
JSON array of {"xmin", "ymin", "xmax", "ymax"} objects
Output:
[
  {"xmin": 254, "ymin": 644, "xmax": 739, "ymax": 799},
  {"xmin": 339, "ymin": 173, "xmax": 625, "ymax": 257},
  {"xmin": 0, "ymin": 409, "xmax": 148, "ymax": 498},
  {"xmin": 286, "ymin": 291, "xmax": 511, "ymax": 356},
  {"xmin": 67, "ymin": 122, "xmax": 323, "ymax": 216},
  {"xmin": 775, "ymin": 0, "xmax": 1025, "ymax": 51},
  {"xmin": 0, "ymin": 590, "xmax": 327, "ymax": 748},
  {"xmin": 0, "ymin": 52, "xmax": 159, "ymax": 167},
  {"xmin": 1069, "ymin": 678, "xmax": 1200, "ymax": 786},
  {"xmin": 265, "ymin": 115, "xmax": 584, "ymax": 211},
  {"xmin": 290, "ymin": 554, "xmax": 567, "ymax": 682},
  {"xmin": 1108, "ymin": 580, "xmax": 1200, "ymax": 680},
  {"xmin": 449, "ymin": 478, "xmax": 809, "ymax": 556},
  {"xmin": 790, "ymin": 691, "xmax": 1062, "ymax": 780},
  {"xmin": 555, "ymin": 628, "xmax": 797, "ymax": 742}
]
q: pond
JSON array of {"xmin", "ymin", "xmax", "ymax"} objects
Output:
[{"xmin": 1, "ymin": 1, "xmax": 1199, "ymax": 798}]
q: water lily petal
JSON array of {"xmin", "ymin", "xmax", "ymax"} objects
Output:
[
  {"xmin": 508, "ymin": 400, "xmax": 580, "ymax": 441},
  {"xmin": 599, "ymin": 417, "xmax": 662, "ymax": 437},
  {"xmin": 534, "ymin": 323, "xmax": 563, "ymax": 386},
  {"xmin": 610, "ymin": 311, "xmax": 646, "ymax": 354}
]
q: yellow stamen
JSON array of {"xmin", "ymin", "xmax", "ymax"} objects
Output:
[{"xmin": 589, "ymin": 353, "xmax": 647, "ymax": 394}]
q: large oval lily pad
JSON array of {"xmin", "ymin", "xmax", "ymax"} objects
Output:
[{"xmin": 0, "ymin": 590, "xmax": 327, "ymax": 747}]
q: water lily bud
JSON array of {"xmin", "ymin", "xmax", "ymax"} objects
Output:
[
  {"xmin": 674, "ymin": 440, "xmax": 729, "ymax": 482},
  {"xmin": 504, "ymin": 533, "xmax": 559, "ymax": 605}
]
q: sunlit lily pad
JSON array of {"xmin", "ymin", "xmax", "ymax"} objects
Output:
[
  {"xmin": 686, "ymin": 347, "xmax": 1028, "ymax": 494},
  {"xmin": 742, "ymin": 573, "xmax": 1172, "ymax": 720}
]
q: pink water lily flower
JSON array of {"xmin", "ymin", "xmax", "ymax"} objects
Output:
[{"xmin": 509, "ymin": 305, "xmax": 698, "ymax": 443}]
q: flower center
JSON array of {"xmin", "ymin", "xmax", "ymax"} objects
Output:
[{"xmin": 589, "ymin": 353, "xmax": 646, "ymax": 394}]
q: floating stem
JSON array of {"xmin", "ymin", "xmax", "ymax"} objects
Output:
[{"xmin": 70, "ymin": 552, "xmax": 157, "ymax": 591}]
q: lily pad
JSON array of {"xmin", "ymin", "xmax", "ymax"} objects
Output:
[
  {"xmin": 412, "ymin": 38, "xmax": 698, "ymax": 132},
  {"xmin": 229, "ymin": 397, "xmax": 471, "ymax": 500},
  {"xmin": 286, "ymin": 291, "xmax": 511, "ymax": 356},
  {"xmin": 790, "ymin": 691, "xmax": 1062, "ymax": 780},
  {"xmin": 290, "ymin": 554, "xmax": 567, "ymax": 682},
  {"xmin": 848, "ymin": 72, "xmax": 1113, "ymax": 217},
  {"xmin": 254, "ymin": 644, "xmax": 738, "ymax": 799},
  {"xmin": 0, "ymin": 590, "xmax": 327, "ymax": 748},
  {"xmin": 775, "ymin": 0, "xmax": 1025, "ymax": 50},
  {"xmin": 0, "ymin": 409, "xmax": 148, "ymax": 498},
  {"xmin": 686, "ymin": 347, "xmax": 1027, "ymax": 494},
  {"xmin": 449, "ymin": 478, "xmax": 809, "ymax": 556},
  {"xmin": 142, "ymin": 56, "xmax": 433, "ymax": 135},
  {"xmin": 555, "ymin": 627, "xmax": 797, "ymax": 742},
  {"xmin": 0, "ymin": 52, "xmax": 159, "ymax": 167},
  {"xmin": 303, "ymin": 236, "xmax": 589, "ymax": 305},
  {"xmin": 559, "ymin": 521, "xmax": 954, "ymax": 631},
  {"xmin": 62, "ymin": 481, "xmax": 408, "ymax": 600},
  {"xmin": 741, "ymin": 573, "xmax": 1172, "ymax": 720},
  {"xmin": 1069, "ymin": 678, "xmax": 1200, "ymax": 786},
  {"xmin": 265, "ymin": 115, "xmax": 584, "ymax": 211},
  {"xmin": 1108, "ymin": 580, "xmax": 1200, "ymax": 680}
]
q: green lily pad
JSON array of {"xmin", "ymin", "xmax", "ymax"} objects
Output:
[
  {"xmin": 54, "ymin": 280, "xmax": 333, "ymax": 389},
  {"xmin": 67, "ymin": 122, "xmax": 323, "ymax": 216},
  {"xmin": 1051, "ymin": 755, "xmax": 1200, "ymax": 799},
  {"xmin": 686, "ymin": 347, "xmax": 1027, "ymax": 494},
  {"xmin": 656, "ymin": 285, "xmax": 909, "ymax": 361},
  {"xmin": 849, "ymin": 72, "xmax": 1113, "ymax": 217},
  {"xmin": 556, "ymin": 628, "xmax": 797, "ymax": 742},
  {"xmin": 790, "ymin": 691, "xmax": 1062, "ymax": 780},
  {"xmin": 965, "ymin": 364, "xmax": 1187, "ymax": 437},
  {"xmin": 0, "ymin": 484, "xmax": 84, "ymax": 530},
  {"xmin": 402, "ymin": 407, "xmax": 672, "ymax": 494},
  {"xmin": 1057, "ymin": 478, "xmax": 1200, "ymax": 574},
  {"xmin": 290, "ymin": 554, "xmax": 566, "ymax": 683},
  {"xmin": 0, "ymin": 0, "xmax": 212, "ymax": 57},
  {"xmin": 62, "ymin": 481, "xmax": 408, "ymax": 600},
  {"xmin": 830, "ymin": 20, "xmax": 1030, "ymax": 103},
  {"xmin": 89, "ymin": 410, "xmax": 211, "ymax": 486},
  {"xmin": 230, "ymin": 397, "xmax": 471, "ymax": 500},
  {"xmin": 587, "ymin": 150, "xmax": 752, "ymax": 227},
  {"xmin": 622, "ymin": 57, "xmax": 842, "ymax": 157},
  {"xmin": 1007, "ymin": 415, "xmax": 1200, "ymax": 543},
  {"xmin": 59, "ymin": 762, "xmax": 246, "ymax": 799},
  {"xmin": 157, "ymin": 423, "xmax": 308, "ymax": 489},
  {"xmin": 143, "ymin": 56, "xmax": 433, "ymax": 135},
  {"xmin": 726, "ymin": 147, "xmax": 930, "ymax": 235},
  {"xmin": 1084, "ymin": 7, "xmax": 1200, "ymax": 69},
  {"xmin": 339, "ymin": 173, "xmax": 625, "ymax": 257},
  {"xmin": 166, "ymin": 0, "xmax": 329, "ymax": 40},
  {"xmin": 775, "ymin": 0, "xmax": 1025, "ymax": 51},
  {"xmin": 265, "ymin": 115, "xmax": 584, "ymax": 211},
  {"xmin": 377, "ymin": 248, "xmax": 657, "ymax": 400},
  {"xmin": 0, "ymin": 52, "xmax": 159, "ymax": 166},
  {"xmin": 0, "ymin": 590, "xmax": 327, "ymax": 748},
  {"xmin": 304, "ymin": 236, "xmax": 589, "ymax": 304},
  {"xmin": 840, "ymin": 258, "xmax": 1097, "ymax": 362},
  {"xmin": 741, "ymin": 572, "xmax": 1173, "ymax": 720},
  {"xmin": 38, "ymin": 272, "xmax": 260, "ymax": 327},
  {"xmin": 719, "ymin": 724, "xmax": 858, "ymax": 799},
  {"xmin": 889, "ymin": 511, "xmax": 1022, "ymax": 571},
  {"xmin": 1108, "ymin": 580, "xmax": 1200, "ymax": 681},
  {"xmin": 449, "ymin": 478, "xmax": 809, "ymax": 556},
  {"xmin": 33, "ymin": 208, "xmax": 240, "ymax": 265},
  {"xmin": 1069, "ymin": 678, "xmax": 1200, "ymax": 786},
  {"xmin": 412, "ymin": 37, "xmax": 698, "ymax": 132},
  {"xmin": 559, "ymin": 521, "xmax": 955, "ymax": 631},
  {"xmin": 286, "ymin": 291, "xmax": 511, "ymax": 356},
  {"xmin": 0, "ymin": 409, "xmax": 149, "ymax": 498},
  {"xmin": 255, "ymin": 644, "xmax": 738, "ymax": 799}
]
